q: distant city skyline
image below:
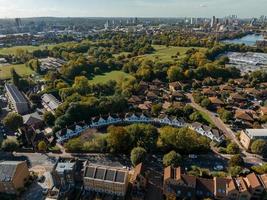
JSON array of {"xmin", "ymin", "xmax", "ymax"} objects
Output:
[{"xmin": 0, "ymin": 0, "xmax": 266, "ymax": 18}]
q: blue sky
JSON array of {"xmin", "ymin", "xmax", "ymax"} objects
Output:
[{"xmin": 0, "ymin": 0, "xmax": 266, "ymax": 18}]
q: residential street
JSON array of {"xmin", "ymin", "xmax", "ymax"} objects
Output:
[{"xmin": 186, "ymin": 93, "xmax": 264, "ymax": 165}]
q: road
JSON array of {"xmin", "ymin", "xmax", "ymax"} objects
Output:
[{"xmin": 186, "ymin": 93, "xmax": 264, "ymax": 165}]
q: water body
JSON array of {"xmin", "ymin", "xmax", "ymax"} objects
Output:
[{"xmin": 222, "ymin": 34, "xmax": 264, "ymax": 46}]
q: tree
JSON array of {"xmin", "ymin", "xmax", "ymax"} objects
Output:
[
  {"xmin": 159, "ymin": 127, "xmax": 210, "ymax": 154},
  {"xmin": 2, "ymin": 138, "xmax": 19, "ymax": 152},
  {"xmin": 229, "ymin": 166, "xmax": 243, "ymax": 177},
  {"xmin": 43, "ymin": 112, "xmax": 56, "ymax": 126},
  {"xmin": 163, "ymin": 150, "xmax": 182, "ymax": 167},
  {"xmin": 226, "ymin": 142, "xmax": 240, "ymax": 154},
  {"xmin": 218, "ymin": 108, "xmax": 232, "ymax": 123},
  {"xmin": 130, "ymin": 147, "xmax": 147, "ymax": 166},
  {"xmin": 37, "ymin": 141, "xmax": 47, "ymax": 152},
  {"xmin": 73, "ymin": 76, "xmax": 90, "ymax": 95},
  {"xmin": 167, "ymin": 66, "xmax": 184, "ymax": 82},
  {"xmin": 251, "ymin": 139, "xmax": 267, "ymax": 157},
  {"xmin": 3, "ymin": 112, "xmax": 23, "ymax": 131},
  {"xmin": 228, "ymin": 154, "xmax": 244, "ymax": 167},
  {"xmin": 10, "ymin": 68, "xmax": 21, "ymax": 87},
  {"xmin": 107, "ymin": 126, "xmax": 132, "ymax": 153},
  {"xmin": 189, "ymin": 111, "xmax": 204, "ymax": 122},
  {"xmin": 151, "ymin": 104, "xmax": 162, "ymax": 116},
  {"xmin": 125, "ymin": 124, "xmax": 158, "ymax": 151},
  {"xmin": 64, "ymin": 138, "xmax": 83, "ymax": 152},
  {"xmin": 200, "ymin": 98, "xmax": 211, "ymax": 108}
]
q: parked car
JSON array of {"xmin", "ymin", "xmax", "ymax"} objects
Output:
[
  {"xmin": 188, "ymin": 154, "xmax": 198, "ymax": 159},
  {"xmin": 213, "ymin": 165, "xmax": 224, "ymax": 171}
]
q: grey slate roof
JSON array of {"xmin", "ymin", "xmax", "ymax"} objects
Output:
[
  {"xmin": 0, "ymin": 161, "xmax": 22, "ymax": 182},
  {"xmin": 5, "ymin": 84, "xmax": 28, "ymax": 103}
]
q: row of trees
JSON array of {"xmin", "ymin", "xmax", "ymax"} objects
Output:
[{"xmin": 64, "ymin": 124, "xmax": 211, "ymax": 156}]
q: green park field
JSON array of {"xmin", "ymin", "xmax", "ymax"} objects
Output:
[
  {"xmin": 0, "ymin": 44, "xmax": 56, "ymax": 55},
  {"xmin": 138, "ymin": 45, "xmax": 206, "ymax": 62},
  {"xmin": 0, "ymin": 64, "xmax": 34, "ymax": 80},
  {"xmin": 88, "ymin": 70, "xmax": 134, "ymax": 84}
]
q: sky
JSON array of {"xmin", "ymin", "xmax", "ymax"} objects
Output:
[{"xmin": 0, "ymin": 0, "xmax": 266, "ymax": 18}]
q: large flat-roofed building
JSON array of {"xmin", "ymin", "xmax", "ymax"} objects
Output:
[
  {"xmin": 240, "ymin": 129, "xmax": 267, "ymax": 150},
  {"xmin": 83, "ymin": 164, "xmax": 129, "ymax": 197},
  {"xmin": 5, "ymin": 84, "xmax": 29, "ymax": 114},
  {"xmin": 0, "ymin": 161, "xmax": 30, "ymax": 194},
  {"xmin": 41, "ymin": 93, "xmax": 61, "ymax": 114}
]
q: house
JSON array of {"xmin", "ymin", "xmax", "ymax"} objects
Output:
[
  {"xmin": 233, "ymin": 78, "xmax": 249, "ymax": 87},
  {"xmin": 5, "ymin": 84, "xmax": 29, "ymax": 114},
  {"xmin": 202, "ymin": 88, "xmax": 217, "ymax": 97},
  {"xmin": 162, "ymin": 101, "xmax": 172, "ymax": 110},
  {"xmin": 0, "ymin": 161, "xmax": 30, "ymax": 194},
  {"xmin": 152, "ymin": 79, "xmax": 164, "ymax": 88},
  {"xmin": 228, "ymin": 93, "xmax": 246, "ymax": 103},
  {"xmin": 41, "ymin": 93, "xmax": 61, "ymax": 114},
  {"xmin": 83, "ymin": 163, "xmax": 129, "ymax": 197},
  {"xmin": 171, "ymin": 91, "xmax": 185, "ymax": 101},
  {"xmin": 163, "ymin": 166, "xmax": 266, "ymax": 200},
  {"xmin": 244, "ymin": 88, "xmax": 261, "ymax": 98},
  {"xmin": 22, "ymin": 112, "xmax": 44, "ymax": 130},
  {"xmin": 146, "ymin": 91, "xmax": 159, "ymax": 101},
  {"xmin": 235, "ymin": 110, "xmax": 255, "ymax": 126},
  {"xmin": 138, "ymin": 81, "xmax": 149, "ymax": 93},
  {"xmin": 128, "ymin": 95, "xmax": 143, "ymax": 105},
  {"xmin": 163, "ymin": 166, "xmax": 196, "ymax": 200},
  {"xmin": 220, "ymin": 84, "xmax": 235, "ymax": 92},
  {"xmin": 131, "ymin": 163, "xmax": 148, "ymax": 200},
  {"xmin": 169, "ymin": 82, "xmax": 182, "ymax": 92},
  {"xmin": 240, "ymin": 129, "xmax": 267, "ymax": 150},
  {"xmin": 190, "ymin": 122, "xmax": 224, "ymax": 143},
  {"xmin": 259, "ymin": 107, "xmax": 267, "ymax": 116},
  {"xmin": 244, "ymin": 173, "xmax": 265, "ymax": 199},
  {"xmin": 209, "ymin": 97, "xmax": 225, "ymax": 107}
]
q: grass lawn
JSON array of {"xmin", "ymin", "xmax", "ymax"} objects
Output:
[
  {"xmin": 113, "ymin": 52, "xmax": 131, "ymax": 58},
  {"xmin": 0, "ymin": 64, "xmax": 34, "ymax": 80},
  {"xmin": 138, "ymin": 45, "xmax": 206, "ymax": 63},
  {"xmin": 0, "ymin": 44, "xmax": 56, "ymax": 55},
  {"xmin": 88, "ymin": 70, "xmax": 135, "ymax": 84},
  {"xmin": 198, "ymin": 110, "xmax": 215, "ymax": 127}
]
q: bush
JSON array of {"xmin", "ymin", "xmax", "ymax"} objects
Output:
[
  {"xmin": 226, "ymin": 142, "xmax": 240, "ymax": 154},
  {"xmin": 251, "ymin": 139, "xmax": 267, "ymax": 157},
  {"xmin": 64, "ymin": 138, "xmax": 83, "ymax": 152},
  {"xmin": 251, "ymin": 164, "xmax": 267, "ymax": 174},
  {"xmin": 3, "ymin": 112, "xmax": 23, "ymax": 131},
  {"xmin": 2, "ymin": 138, "xmax": 19, "ymax": 152},
  {"xmin": 163, "ymin": 150, "xmax": 182, "ymax": 167},
  {"xmin": 228, "ymin": 154, "xmax": 244, "ymax": 167},
  {"xmin": 37, "ymin": 141, "xmax": 47, "ymax": 152},
  {"xmin": 43, "ymin": 112, "xmax": 56, "ymax": 126},
  {"xmin": 130, "ymin": 147, "xmax": 147, "ymax": 166},
  {"xmin": 200, "ymin": 98, "xmax": 211, "ymax": 108},
  {"xmin": 229, "ymin": 166, "xmax": 243, "ymax": 177}
]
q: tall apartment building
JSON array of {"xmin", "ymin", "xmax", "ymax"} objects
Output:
[
  {"xmin": 163, "ymin": 166, "xmax": 266, "ymax": 200},
  {"xmin": 5, "ymin": 84, "xmax": 29, "ymax": 114},
  {"xmin": 0, "ymin": 161, "xmax": 30, "ymax": 194},
  {"xmin": 83, "ymin": 163, "xmax": 129, "ymax": 197}
]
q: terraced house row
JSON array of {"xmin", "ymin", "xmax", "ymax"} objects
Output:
[
  {"xmin": 163, "ymin": 166, "xmax": 267, "ymax": 200},
  {"xmin": 55, "ymin": 113, "xmax": 224, "ymax": 144}
]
